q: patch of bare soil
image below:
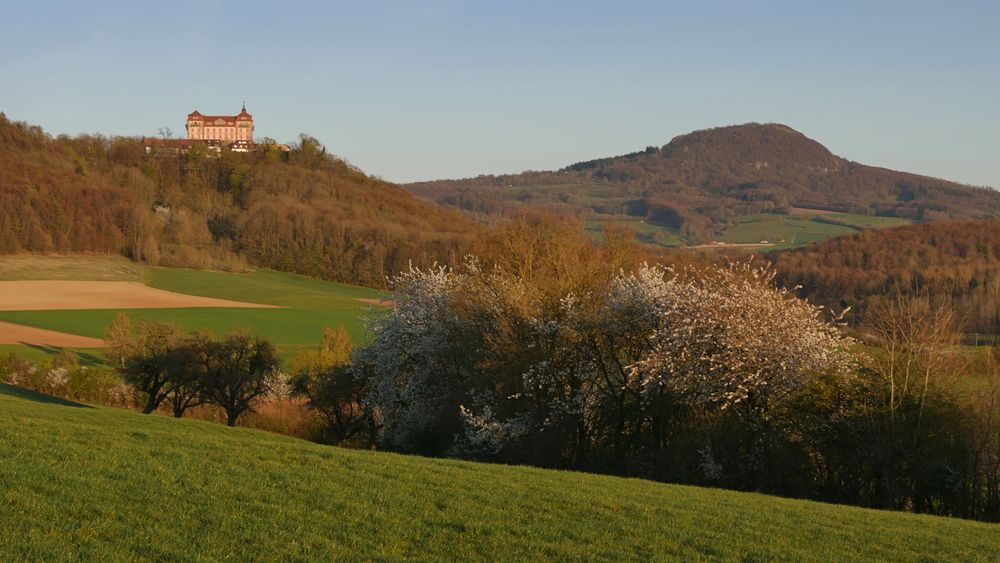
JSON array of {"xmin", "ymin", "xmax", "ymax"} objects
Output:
[
  {"xmin": 0, "ymin": 321, "xmax": 103, "ymax": 347},
  {"xmin": 0, "ymin": 281, "xmax": 279, "ymax": 311}
]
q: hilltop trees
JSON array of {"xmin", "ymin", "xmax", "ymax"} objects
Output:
[
  {"xmin": 0, "ymin": 114, "xmax": 476, "ymax": 288},
  {"xmin": 407, "ymin": 123, "xmax": 1000, "ymax": 242}
]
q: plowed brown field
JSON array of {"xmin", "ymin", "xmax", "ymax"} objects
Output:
[
  {"xmin": 0, "ymin": 281, "xmax": 278, "ymax": 311},
  {"xmin": 0, "ymin": 321, "xmax": 103, "ymax": 347}
]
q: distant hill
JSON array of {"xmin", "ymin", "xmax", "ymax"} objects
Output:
[
  {"xmin": 3, "ymin": 383, "xmax": 998, "ymax": 560},
  {"xmin": 768, "ymin": 218, "xmax": 1000, "ymax": 334},
  {"xmin": 0, "ymin": 113, "xmax": 477, "ymax": 288},
  {"xmin": 406, "ymin": 123, "xmax": 1000, "ymax": 245}
]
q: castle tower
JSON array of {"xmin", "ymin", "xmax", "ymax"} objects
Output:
[{"xmin": 235, "ymin": 102, "xmax": 254, "ymax": 141}]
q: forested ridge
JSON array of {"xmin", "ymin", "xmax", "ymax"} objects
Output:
[
  {"xmin": 0, "ymin": 113, "xmax": 477, "ymax": 287},
  {"xmin": 407, "ymin": 123, "xmax": 1000, "ymax": 241},
  {"xmin": 769, "ymin": 218, "xmax": 1000, "ymax": 334}
]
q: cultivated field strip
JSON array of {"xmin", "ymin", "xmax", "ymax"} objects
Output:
[
  {"xmin": 0, "ymin": 321, "xmax": 103, "ymax": 347},
  {"xmin": 0, "ymin": 281, "xmax": 279, "ymax": 311}
]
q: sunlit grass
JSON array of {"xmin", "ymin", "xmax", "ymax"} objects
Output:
[
  {"xmin": 1, "ymin": 384, "xmax": 997, "ymax": 560},
  {"xmin": 0, "ymin": 255, "xmax": 141, "ymax": 281}
]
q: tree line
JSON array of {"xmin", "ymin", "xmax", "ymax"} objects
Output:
[
  {"xmin": 105, "ymin": 315, "xmax": 280, "ymax": 426},
  {"xmin": 768, "ymin": 218, "xmax": 1000, "ymax": 335}
]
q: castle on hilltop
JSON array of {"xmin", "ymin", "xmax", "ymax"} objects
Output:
[
  {"xmin": 142, "ymin": 103, "xmax": 268, "ymax": 156},
  {"xmin": 185, "ymin": 103, "xmax": 254, "ymax": 151}
]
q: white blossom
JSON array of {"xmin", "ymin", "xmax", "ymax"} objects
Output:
[
  {"xmin": 266, "ymin": 369, "xmax": 293, "ymax": 401},
  {"xmin": 43, "ymin": 367, "xmax": 70, "ymax": 393},
  {"xmin": 619, "ymin": 263, "xmax": 853, "ymax": 411},
  {"xmin": 359, "ymin": 259, "xmax": 853, "ymax": 455}
]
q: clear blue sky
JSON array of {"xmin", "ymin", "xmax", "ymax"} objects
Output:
[{"xmin": 2, "ymin": 1, "xmax": 997, "ymax": 187}]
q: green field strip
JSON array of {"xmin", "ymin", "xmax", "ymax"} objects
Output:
[
  {"xmin": 0, "ymin": 344, "xmax": 105, "ymax": 366},
  {"xmin": 0, "ymin": 307, "xmax": 375, "ymax": 349},
  {"xmin": 144, "ymin": 267, "xmax": 386, "ymax": 309}
]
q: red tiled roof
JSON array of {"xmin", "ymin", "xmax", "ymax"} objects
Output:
[
  {"xmin": 190, "ymin": 115, "xmax": 238, "ymax": 124},
  {"xmin": 187, "ymin": 109, "xmax": 252, "ymax": 122}
]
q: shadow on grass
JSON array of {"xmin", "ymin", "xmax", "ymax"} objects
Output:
[
  {"xmin": 0, "ymin": 383, "xmax": 93, "ymax": 408},
  {"xmin": 18, "ymin": 343, "xmax": 105, "ymax": 367}
]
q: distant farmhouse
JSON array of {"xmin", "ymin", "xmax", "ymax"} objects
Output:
[{"xmin": 143, "ymin": 103, "xmax": 258, "ymax": 156}]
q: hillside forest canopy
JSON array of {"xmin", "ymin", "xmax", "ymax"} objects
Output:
[
  {"xmin": 406, "ymin": 123, "xmax": 1000, "ymax": 244},
  {"xmin": 0, "ymin": 113, "xmax": 477, "ymax": 288},
  {"xmin": 767, "ymin": 218, "xmax": 1000, "ymax": 335}
]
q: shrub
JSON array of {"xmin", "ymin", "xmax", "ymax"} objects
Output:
[{"xmin": 358, "ymin": 259, "xmax": 853, "ymax": 474}]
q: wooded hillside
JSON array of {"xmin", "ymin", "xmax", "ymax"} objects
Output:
[
  {"xmin": 0, "ymin": 114, "xmax": 477, "ymax": 287},
  {"xmin": 407, "ymin": 123, "xmax": 1000, "ymax": 242},
  {"xmin": 769, "ymin": 219, "xmax": 1000, "ymax": 333}
]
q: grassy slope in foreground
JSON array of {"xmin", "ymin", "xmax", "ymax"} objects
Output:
[{"xmin": 2, "ymin": 385, "xmax": 998, "ymax": 561}]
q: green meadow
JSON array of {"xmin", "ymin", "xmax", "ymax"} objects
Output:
[
  {"xmin": 143, "ymin": 267, "xmax": 384, "ymax": 309},
  {"xmin": 2, "ymin": 383, "xmax": 998, "ymax": 561},
  {"xmin": 0, "ymin": 307, "xmax": 368, "ymax": 351},
  {"xmin": 715, "ymin": 213, "xmax": 912, "ymax": 247},
  {"xmin": 585, "ymin": 219, "xmax": 686, "ymax": 247},
  {"xmin": 0, "ymin": 254, "xmax": 142, "ymax": 282},
  {"xmin": 582, "ymin": 209, "xmax": 912, "ymax": 250},
  {"xmin": 717, "ymin": 214, "xmax": 855, "ymax": 246},
  {"xmin": 0, "ymin": 344, "xmax": 104, "ymax": 367}
]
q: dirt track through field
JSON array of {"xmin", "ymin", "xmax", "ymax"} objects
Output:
[
  {"xmin": 0, "ymin": 281, "xmax": 279, "ymax": 311},
  {"xmin": 0, "ymin": 321, "xmax": 104, "ymax": 347}
]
